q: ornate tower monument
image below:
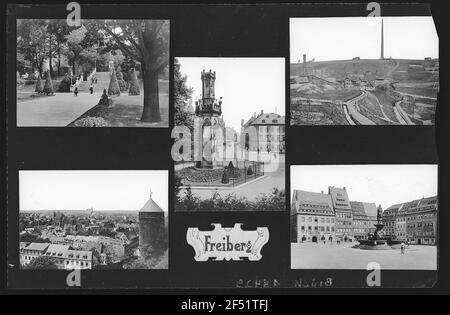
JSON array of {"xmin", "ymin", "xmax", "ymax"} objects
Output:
[
  {"xmin": 138, "ymin": 190, "xmax": 165, "ymax": 256},
  {"xmin": 195, "ymin": 69, "xmax": 223, "ymax": 169},
  {"xmin": 380, "ymin": 19, "xmax": 384, "ymax": 59}
]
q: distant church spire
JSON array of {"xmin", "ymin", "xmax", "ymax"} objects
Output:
[{"xmin": 380, "ymin": 19, "xmax": 384, "ymax": 59}]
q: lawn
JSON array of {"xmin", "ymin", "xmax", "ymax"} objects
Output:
[{"xmin": 68, "ymin": 92, "xmax": 169, "ymax": 127}]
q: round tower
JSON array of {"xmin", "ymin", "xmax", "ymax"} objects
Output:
[{"xmin": 138, "ymin": 191, "xmax": 165, "ymax": 255}]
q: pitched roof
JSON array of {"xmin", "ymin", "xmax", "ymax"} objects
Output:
[
  {"xmin": 66, "ymin": 249, "xmax": 92, "ymax": 261},
  {"xmin": 362, "ymin": 202, "xmax": 377, "ymax": 218},
  {"xmin": 292, "ymin": 190, "xmax": 334, "ymax": 214},
  {"xmin": 26, "ymin": 242, "xmax": 51, "ymax": 251},
  {"xmin": 251, "ymin": 113, "xmax": 285, "ymax": 125},
  {"xmin": 350, "ymin": 201, "xmax": 367, "ymax": 217},
  {"xmin": 44, "ymin": 244, "xmax": 70, "ymax": 257},
  {"xmin": 140, "ymin": 197, "xmax": 164, "ymax": 213}
]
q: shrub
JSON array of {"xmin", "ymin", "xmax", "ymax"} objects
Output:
[
  {"xmin": 98, "ymin": 89, "xmax": 112, "ymax": 107},
  {"xmin": 57, "ymin": 74, "xmax": 72, "ymax": 92},
  {"xmin": 116, "ymin": 66, "xmax": 128, "ymax": 92},
  {"xmin": 75, "ymin": 116, "xmax": 108, "ymax": 127},
  {"xmin": 128, "ymin": 69, "xmax": 140, "ymax": 95},
  {"xmin": 24, "ymin": 256, "xmax": 58, "ymax": 270},
  {"xmin": 35, "ymin": 76, "xmax": 43, "ymax": 93},
  {"xmin": 247, "ymin": 165, "xmax": 253, "ymax": 175},
  {"xmin": 108, "ymin": 68, "xmax": 121, "ymax": 97},
  {"xmin": 221, "ymin": 171, "xmax": 229, "ymax": 184},
  {"xmin": 43, "ymin": 71, "xmax": 54, "ymax": 95}
]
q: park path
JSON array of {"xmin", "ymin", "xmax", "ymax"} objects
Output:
[
  {"xmin": 17, "ymin": 92, "xmax": 102, "ymax": 127},
  {"xmin": 17, "ymin": 71, "xmax": 111, "ymax": 127}
]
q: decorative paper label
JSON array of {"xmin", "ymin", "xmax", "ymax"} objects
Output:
[{"xmin": 186, "ymin": 223, "xmax": 269, "ymax": 261}]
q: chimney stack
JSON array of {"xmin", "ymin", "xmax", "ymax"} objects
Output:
[
  {"xmin": 380, "ymin": 19, "xmax": 384, "ymax": 59},
  {"xmin": 303, "ymin": 54, "xmax": 307, "ymax": 75}
]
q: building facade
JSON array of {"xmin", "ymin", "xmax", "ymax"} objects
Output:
[
  {"xmin": 241, "ymin": 111, "xmax": 285, "ymax": 153},
  {"xmin": 328, "ymin": 186, "xmax": 354, "ymax": 242},
  {"xmin": 291, "ymin": 190, "xmax": 336, "ymax": 243},
  {"xmin": 20, "ymin": 242, "xmax": 51, "ymax": 266},
  {"xmin": 405, "ymin": 196, "xmax": 438, "ymax": 245},
  {"xmin": 382, "ymin": 203, "xmax": 401, "ymax": 238},
  {"xmin": 291, "ymin": 187, "xmax": 438, "ymax": 245},
  {"xmin": 20, "ymin": 242, "xmax": 93, "ymax": 269},
  {"xmin": 350, "ymin": 202, "xmax": 375, "ymax": 240}
]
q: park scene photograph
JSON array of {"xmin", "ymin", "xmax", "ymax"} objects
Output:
[
  {"xmin": 174, "ymin": 57, "xmax": 286, "ymax": 211},
  {"xmin": 290, "ymin": 16, "xmax": 439, "ymax": 125},
  {"xmin": 16, "ymin": 19, "xmax": 169, "ymax": 127},
  {"xmin": 290, "ymin": 164, "xmax": 438, "ymax": 270}
]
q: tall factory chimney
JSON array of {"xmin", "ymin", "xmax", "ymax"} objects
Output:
[
  {"xmin": 302, "ymin": 54, "xmax": 307, "ymax": 75},
  {"xmin": 380, "ymin": 19, "xmax": 384, "ymax": 59}
]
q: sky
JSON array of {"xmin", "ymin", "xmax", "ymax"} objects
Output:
[
  {"xmin": 290, "ymin": 16, "xmax": 439, "ymax": 62},
  {"xmin": 19, "ymin": 171, "xmax": 168, "ymax": 212},
  {"xmin": 177, "ymin": 57, "xmax": 285, "ymax": 131},
  {"xmin": 290, "ymin": 165, "xmax": 438, "ymax": 209}
]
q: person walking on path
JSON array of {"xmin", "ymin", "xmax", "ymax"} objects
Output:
[
  {"xmin": 401, "ymin": 242, "xmax": 405, "ymax": 255},
  {"xmin": 74, "ymin": 86, "xmax": 79, "ymax": 97},
  {"xmin": 89, "ymin": 83, "xmax": 94, "ymax": 94}
]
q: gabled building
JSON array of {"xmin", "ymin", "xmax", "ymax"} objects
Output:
[
  {"xmin": 20, "ymin": 242, "xmax": 50, "ymax": 266},
  {"xmin": 350, "ymin": 201, "xmax": 377, "ymax": 240},
  {"xmin": 329, "ymin": 186, "xmax": 354, "ymax": 242},
  {"xmin": 383, "ymin": 203, "xmax": 401, "ymax": 238},
  {"xmin": 291, "ymin": 190, "xmax": 336, "ymax": 243}
]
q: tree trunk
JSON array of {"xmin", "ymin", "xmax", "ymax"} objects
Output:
[
  {"xmin": 140, "ymin": 64, "xmax": 161, "ymax": 123},
  {"xmin": 57, "ymin": 41, "xmax": 61, "ymax": 76},
  {"xmin": 48, "ymin": 36, "xmax": 53, "ymax": 77}
]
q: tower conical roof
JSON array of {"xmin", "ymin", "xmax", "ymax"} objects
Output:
[{"xmin": 139, "ymin": 197, "xmax": 164, "ymax": 213}]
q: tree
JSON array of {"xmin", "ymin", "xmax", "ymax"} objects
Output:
[
  {"xmin": 17, "ymin": 52, "xmax": 31, "ymax": 75},
  {"xmin": 17, "ymin": 20, "xmax": 48, "ymax": 77},
  {"xmin": 25, "ymin": 256, "xmax": 58, "ymax": 270},
  {"xmin": 174, "ymin": 58, "xmax": 194, "ymax": 128},
  {"xmin": 47, "ymin": 20, "xmax": 71, "ymax": 76},
  {"xmin": 101, "ymin": 20, "xmax": 169, "ymax": 122},
  {"xmin": 65, "ymin": 25, "xmax": 89, "ymax": 75},
  {"xmin": 128, "ymin": 68, "xmax": 140, "ymax": 95},
  {"xmin": 43, "ymin": 71, "xmax": 54, "ymax": 95},
  {"xmin": 108, "ymin": 68, "xmax": 121, "ymax": 96},
  {"xmin": 35, "ymin": 75, "xmax": 43, "ymax": 93},
  {"xmin": 19, "ymin": 233, "xmax": 49, "ymax": 243}
]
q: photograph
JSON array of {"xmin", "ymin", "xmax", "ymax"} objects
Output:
[
  {"xmin": 19, "ymin": 170, "xmax": 168, "ymax": 270},
  {"xmin": 16, "ymin": 19, "xmax": 169, "ymax": 127},
  {"xmin": 173, "ymin": 57, "xmax": 286, "ymax": 211},
  {"xmin": 290, "ymin": 17, "xmax": 439, "ymax": 125},
  {"xmin": 290, "ymin": 165, "xmax": 438, "ymax": 270}
]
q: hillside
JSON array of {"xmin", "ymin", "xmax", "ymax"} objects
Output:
[{"xmin": 290, "ymin": 58, "xmax": 438, "ymax": 125}]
